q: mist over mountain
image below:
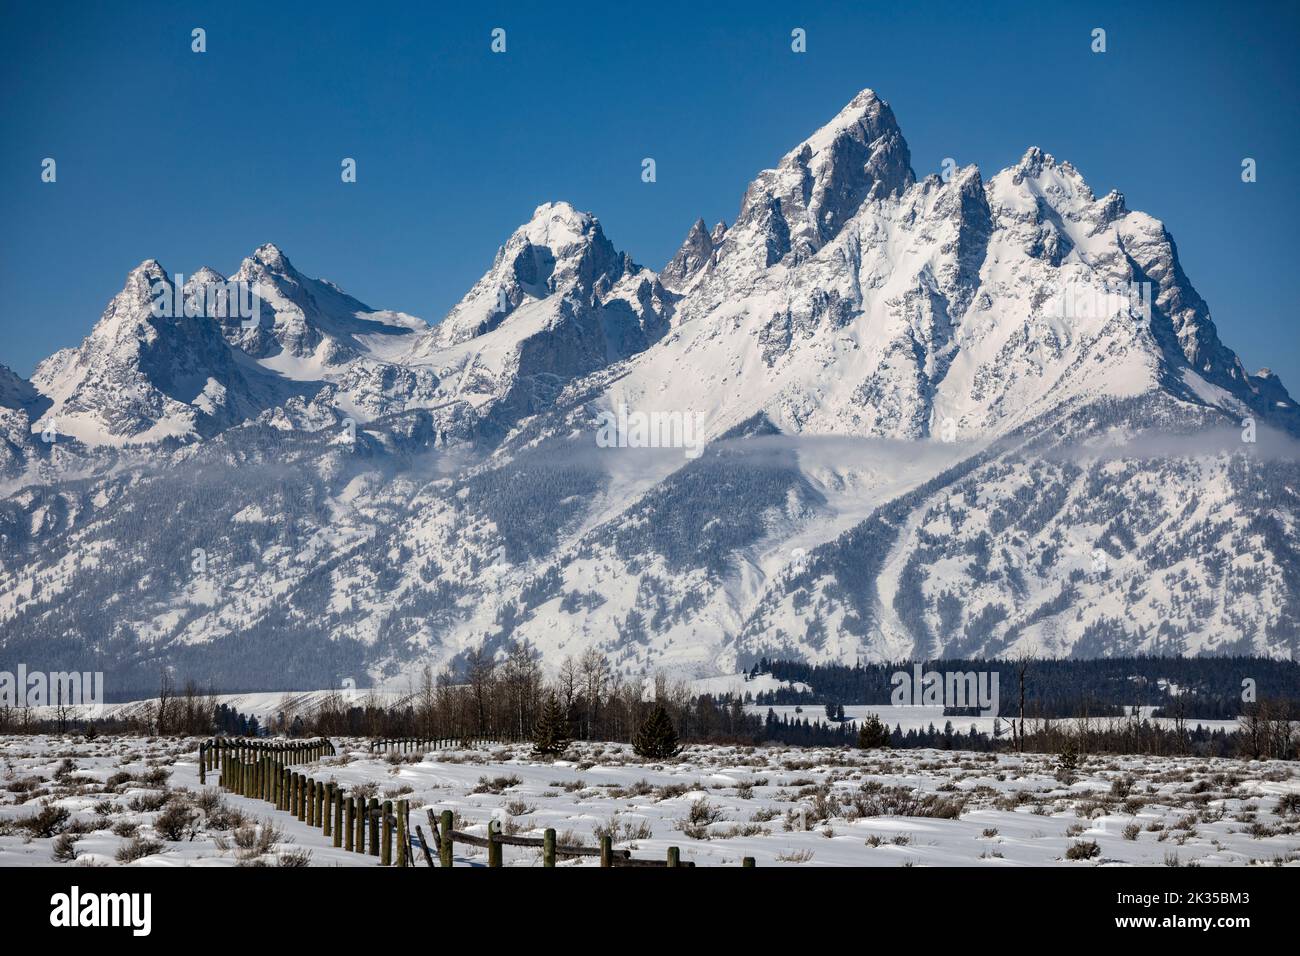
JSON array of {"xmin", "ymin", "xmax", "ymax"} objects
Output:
[{"xmin": 1, "ymin": 90, "xmax": 1296, "ymax": 693}]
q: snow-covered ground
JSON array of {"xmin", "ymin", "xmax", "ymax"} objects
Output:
[{"xmin": 2, "ymin": 735, "xmax": 1297, "ymax": 867}]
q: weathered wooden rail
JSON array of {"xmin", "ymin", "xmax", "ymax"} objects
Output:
[{"xmin": 423, "ymin": 809, "xmax": 742, "ymax": 868}]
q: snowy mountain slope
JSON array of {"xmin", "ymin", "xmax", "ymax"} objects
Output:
[
  {"xmin": 0, "ymin": 88, "xmax": 1296, "ymax": 690},
  {"xmin": 734, "ymin": 398, "xmax": 1300, "ymax": 667}
]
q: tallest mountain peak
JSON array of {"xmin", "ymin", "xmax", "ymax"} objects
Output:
[
  {"xmin": 732, "ymin": 88, "xmax": 914, "ymax": 266},
  {"xmin": 791, "ymin": 87, "xmax": 911, "ymax": 188},
  {"xmin": 802, "ymin": 88, "xmax": 895, "ymax": 149}
]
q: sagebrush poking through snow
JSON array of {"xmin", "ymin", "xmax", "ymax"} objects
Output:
[{"xmin": 1, "ymin": 734, "xmax": 1297, "ymax": 867}]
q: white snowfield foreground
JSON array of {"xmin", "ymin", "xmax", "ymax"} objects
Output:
[{"xmin": 1, "ymin": 735, "xmax": 1297, "ymax": 867}]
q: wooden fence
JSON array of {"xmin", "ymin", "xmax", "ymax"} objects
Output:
[
  {"xmin": 210, "ymin": 736, "xmax": 418, "ymax": 866},
  {"xmin": 368, "ymin": 735, "xmax": 526, "ymax": 754},
  {"xmin": 422, "ymin": 810, "xmax": 751, "ymax": 867},
  {"xmin": 198, "ymin": 737, "xmax": 335, "ymax": 785},
  {"xmin": 206, "ymin": 735, "xmax": 756, "ymax": 867}
]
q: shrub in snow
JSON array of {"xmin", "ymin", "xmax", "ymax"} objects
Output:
[
  {"xmin": 51, "ymin": 833, "xmax": 78, "ymax": 862},
  {"xmin": 20, "ymin": 802, "xmax": 70, "ymax": 838},
  {"xmin": 155, "ymin": 802, "xmax": 195, "ymax": 841},
  {"xmin": 1065, "ymin": 840, "xmax": 1100, "ymax": 860},
  {"xmin": 116, "ymin": 835, "xmax": 164, "ymax": 863}
]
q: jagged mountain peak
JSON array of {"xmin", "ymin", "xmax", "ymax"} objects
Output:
[
  {"xmin": 224, "ymin": 242, "xmax": 431, "ymax": 369},
  {"xmin": 185, "ymin": 266, "xmax": 227, "ymax": 287},
  {"xmin": 661, "ymin": 217, "xmax": 716, "ymax": 292},
  {"xmin": 515, "ymin": 200, "xmax": 598, "ymax": 247},
  {"xmin": 725, "ymin": 89, "xmax": 915, "ymax": 269},
  {"xmin": 26, "ymin": 257, "xmax": 265, "ymax": 445},
  {"xmin": 800, "ymin": 88, "xmax": 901, "ymax": 154},
  {"xmin": 428, "ymin": 201, "xmax": 631, "ymax": 348},
  {"xmin": 251, "ymin": 242, "xmax": 292, "ymax": 270},
  {"xmin": 129, "ymin": 257, "xmax": 166, "ymax": 277}
]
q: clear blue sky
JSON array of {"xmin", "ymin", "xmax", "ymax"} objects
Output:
[{"xmin": 2, "ymin": 0, "xmax": 1296, "ymax": 389}]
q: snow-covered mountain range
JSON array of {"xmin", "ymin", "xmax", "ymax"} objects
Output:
[{"xmin": 1, "ymin": 89, "xmax": 1296, "ymax": 691}]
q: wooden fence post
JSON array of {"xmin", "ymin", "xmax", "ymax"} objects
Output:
[
  {"xmin": 396, "ymin": 800, "xmax": 408, "ymax": 867},
  {"xmin": 742, "ymin": 856, "xmax": 755, "ymax": 867},
  {"xmin": 487, "ymin": 819, "xmax": 501, "ymax": 868},
  {"xmin": 543, "ymin": 828, "xmax": 556, "ymax": 868},
  {"xmin": 344, "ymin": 794, "xmax": 355, "ymax": 852},
  {"xmin": 323, "ymin": 783, "xmax": 335, "ymax": 838},
  {"xmin": 354, "ymin": 796, "xmax": 365, "ymax": 853},
  {"xmin": 199, "ymin": 743, "xmax": 206, "ymax": 785},
  {"xmin": 415, "ymin": 825, "xmax": 435, "ymax": 867},
  {"xmin": 600, "ymin": 835, "xmax": 612, "ymax": 868},
  {"xmin": 333, "ymin": 788, "xmax": 344, "ymax": 848},
  {"xmin": 381, "ymin": 800, "xmax": 393, "ymax": 866},
  {"xmin": 667, "ymin": 846, "xmax": 681, "ymax": 868},
  {"xmin": 439, "ymin": 810, "xmax": 453, "ymax": 867},
  {"xmin": 368, "ymin": 798, "xmax": 380, "ymax": 857}
]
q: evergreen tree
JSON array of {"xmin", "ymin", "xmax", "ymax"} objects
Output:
[
  {"xmin": 633, "ymin": 704, "xmax": 683, "ymax": 759},
  {"xmin": 857, "ymin": 712, "xmax": 890, "ymax": 749},
  {"xmin": 532, "ymin": 692, "xmax": 569, "ymax": 756}
]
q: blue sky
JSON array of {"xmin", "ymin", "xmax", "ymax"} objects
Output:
[{"xmin": 2, "ymin": 0, "xmax": 1297, "ymax": 388}]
